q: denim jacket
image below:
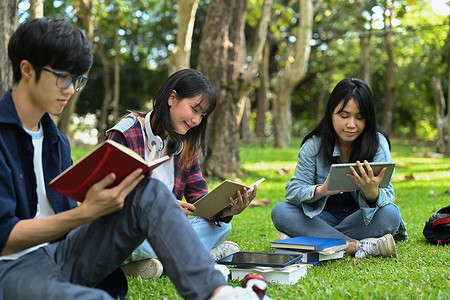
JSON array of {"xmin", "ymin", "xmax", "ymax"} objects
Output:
[
  {"xmin": 285, "ymin": 133, "xmax": 407, "ymax": 240},
  {"xmin": 0, "ymin": 90, "xmax": 77, "ymax": 252}
]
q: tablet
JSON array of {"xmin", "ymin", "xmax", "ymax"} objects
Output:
[
  {"xmin": 216, "ymin": 252, "xmax": 303, "ymax": 268},
  {"xmin": 327, "ymin": 162, "xmax": 395, "ymax": 191}
]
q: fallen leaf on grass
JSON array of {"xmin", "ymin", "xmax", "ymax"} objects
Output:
[
  {"xmin": 421, "ymin": 149, "xmax": 444, "ymax": 158},
  {"xmin": 428, "ymin": 190, "xmax": 437, "ymax": 198},
  {"xmin": 249, "ymin": 198, "xmax": 271, "ymax": 207},
  {"xmin": 276, "ymin": 168, "xmax": 290, "ymax": 175},
  {"xmin": 403, "ymin": 174, "xmax": 415, "ymax": 181}
]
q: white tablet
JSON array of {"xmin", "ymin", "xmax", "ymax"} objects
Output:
[{"xmin": 327, "ymin": 162, "xmax": 395, "ymax": 191}]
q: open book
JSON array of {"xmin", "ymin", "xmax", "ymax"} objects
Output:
[
  {"xmin": 193, "ymin": 178, "xmax": 265, "ymax": 218},
  {"xmin": 48, "ymin": 140, "xmax": 170, "ymax": 202}
]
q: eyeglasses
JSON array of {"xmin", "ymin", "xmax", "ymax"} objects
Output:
[{"xmin": 41, "ymin": 66, "xmax": 89, "ymax": 92}]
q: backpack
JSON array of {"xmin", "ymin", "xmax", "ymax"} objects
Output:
[{"xmin": 423, "ymin": 205, "xmax": 450, "ymax": 245}]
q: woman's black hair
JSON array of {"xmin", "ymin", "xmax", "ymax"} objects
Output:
[
  {"xmin": 8, "ymin": 17, "xmax": 92, "ymax": 83},
  {"xmin": 302, "ymin": 78, "xmax": 390, "ymax": 163},
  {"xmin": 151, "ymin": 69, "xmax": 217, "ymax": 158}
]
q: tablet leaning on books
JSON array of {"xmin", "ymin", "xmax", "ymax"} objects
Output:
[
  {"xmin": 216, "ymin": 251, "xmax": 308, "ymax": 285},
  {"xmin": 217, "ymin": 236, "xmax": 347, "ymax": 285},
  {"xmin": 229, "ymin": 264, "xmax": 308, "ymax": 285}
]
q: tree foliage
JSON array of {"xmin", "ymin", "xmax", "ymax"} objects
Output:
[{"xmin": 12, "ymin": 0, "xmax": 450, "ymax": 156}]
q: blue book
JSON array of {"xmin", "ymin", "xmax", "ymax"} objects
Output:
[{"xmin": 270, "ymin": 236, "xmax": 346, "ymax": 251}]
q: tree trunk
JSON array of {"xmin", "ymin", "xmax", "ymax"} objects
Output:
[
  {"xmin": 316, "ymin": 90, "xmax": 327, "ymax": 123},
  {"xmin": 111, "ymin": 27, "xmax": 120, "ymax": 125},
  {"xmin": 0, "ymin": 0, "xmax": 18, "ymax": 95},
  {"xmin": 29, "ymin": 0, "xmax": 43, "ymax": 19},
  {"xmin": 198, "ymin": 0, "xmax": 272, "ymax": 178},
  {"xmin": 273, "ymin": 86, "xmax": 293, "ymax": 147},
  {"xmin": 239, "ymin": 95, "xmax": 253, "ymax": 144},
  {"xmin": 382, "ymin": 1, "xmax": 395, "ymax": 136},
  {"xmin": 57, "ymin": 0, "xmax": 94, "ymax": 138},
  {"xmin": 96, "ymin": 39, "xmax": 113, "ymax": 144},
  {"xmin": 431, "ymin": 76, "xmax": 447, "ymax": 154},
  {"xmin": 197, "ymin": 0, "xmax": 247, "ymax": 178},
  {"xmin": 169, "ymin": 0, "xmax": 199, "ymax": 74},
  {"xmin": 357, "ymin": 1, "xmax": 372, "ymax": 89},
  {"xmin": 447, "ymin": 13, "xmax": 450, "ymax": 157},
  {"xmin": 255, "ymin": 41, "xmax": 270, "ymax": 145},
  {"xmin": 272, "ymin": 0, "xmax": 313, "ymax": 148}
]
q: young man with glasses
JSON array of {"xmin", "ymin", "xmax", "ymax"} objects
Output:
[{"xmin": 0, "ymin": 17, "xmax": 260, "ymax": 300}]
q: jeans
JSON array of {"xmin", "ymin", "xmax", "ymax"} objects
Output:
[
  {"xmin": 128, "ymin": 216, "xmax": 232, "ymax": 262},
  {"xmin": 271, "ymin": 201, "xmax": 403, "ymax": 241},
  {"xmin": 0, "ymin": 178, "xmax": 226, "ymax": 300}
]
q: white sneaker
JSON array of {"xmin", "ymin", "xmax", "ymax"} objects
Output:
[
  {"xmin": 210, "ymin": 285, "xmax": 260, "ymax": 300},
  {"xmin": 210, "ymin": 241, "xmax": 240, "ymax": 261},
  {"xmin": 276, "ymin": 231, "xmax": 291, "ymax": 240},
  {"xmin": 121, "ymin": 258, "xmax": 163, "ymax": 279},
  {"xmin": 355, "ymin": 234, "xmax": 397, "ymax": 258}
]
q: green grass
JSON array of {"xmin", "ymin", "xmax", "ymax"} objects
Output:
[{"xmin": 73, "ymin": 139, "xmax": 450, "ymax": 299}]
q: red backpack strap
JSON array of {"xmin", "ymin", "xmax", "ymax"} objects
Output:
[{"xmin": 432, "ymin": 217, "xmax": 450, "ymax": 226}]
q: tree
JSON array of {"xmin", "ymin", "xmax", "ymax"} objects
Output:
[
  {"xmin": 0, "ymin": 0, "xmax": 19, "ymax": 95},
  {"xmin": 271, "ymin": 0, "xmax": 313, "ymax": 148},
  {"xmin": 198, "ymin": 0, "xmax": 272, "ymax": 178},
  {"xmin": 57, "ymin": 0, "xmax": 94, "ymax": 139},
  {"xmin": 168, "ymin": 0, "xmax": 199, "ymax": 74},
  {"xmin": 447, "ymin": 12, "xmax": 450, "ymax": 157},
  {"xmin": 29, "ymin": 0, "xmax": 43, "ymax": 19},
  {"xmin": 254, "ymin": 41, "xmax": 270, "ymax": 144},
  {"xmin": 381, "ymin": 0, "xmax": 396, "ymax": 136},
  {"xmin": 431, "ymin": 75, "xmax": 447, "ymax": 153},
  {"xmin": 357, "ymin": 0, "xmax": 373, "ymax": 89}
]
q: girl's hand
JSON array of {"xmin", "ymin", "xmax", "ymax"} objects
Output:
[
  {"xmin": 178, "ymin": 200, "xmax": 196, "ymax": 215},
  {"xmin": 314, "ymin": 174, "xmax": 350, "ymax": 198},
  {"xmin": 306, "ymin": 174, "xmax": 351, "ymax": 204},
  {"xmin": 221, "ymin": 185, "xmax": 258, "ymax": 217},
  {"xmin": 348, "ymin": 160, "xmax": 385, "ymax": 201}
]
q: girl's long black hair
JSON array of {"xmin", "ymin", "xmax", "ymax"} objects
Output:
[
  {"xmin": 301, "ymin": 78, "xmax": 390, "ymax": 164},
  {"xmin": 135, "ymin": 69, "xmax": 216, "ymax": 167}
]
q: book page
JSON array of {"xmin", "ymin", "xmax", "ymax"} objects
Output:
[{"xmin": 193, "ymin": 178, "xmax": 265, "ymax": 219}]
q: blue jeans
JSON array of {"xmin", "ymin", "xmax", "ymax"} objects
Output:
[
  {"xmin": 271, "ymin": 201, "xmax": 402, "ymax": 241},
  {"xmin": 0, "ymin": 178, "xmax": 226, "ymax": 300},
  {"xmin": 127, "ymin": 216, "xmax": 232, "ymax": 262}
]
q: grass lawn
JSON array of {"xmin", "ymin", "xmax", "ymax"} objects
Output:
[{"xmin": 73, "ymin": 138, "xmax": 450, "ymax": 299}]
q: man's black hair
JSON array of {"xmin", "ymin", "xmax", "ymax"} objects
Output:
[{"xmin": 8, "ymin": 17, "xmax": 93, "ymax": 83}]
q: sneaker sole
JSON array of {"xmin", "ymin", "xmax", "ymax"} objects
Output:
[
  {"xmin": 122, "ymin": 258, "xmax": 163, "ymax": 279},
  {"xmin": 381, "ymin": 234, "xmax": 397, "ymax": 257}
]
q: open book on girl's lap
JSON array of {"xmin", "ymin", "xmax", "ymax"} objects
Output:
[{"xmin": 193, "ymin": 178, "xmax": 265, "ymax": 218}]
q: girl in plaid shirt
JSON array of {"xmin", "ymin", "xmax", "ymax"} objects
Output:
[{"xmin": 106, "ymin": 69, "xmax": 259, "ymax": 279}]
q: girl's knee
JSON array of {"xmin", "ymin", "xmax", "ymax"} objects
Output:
[
  {"xmin": 379, "ymin": 204, "xmax": 402, "ymax": 226},
  {"xmin": 271, "ymin": 202, "xmax": 288, "ymax": 220}
]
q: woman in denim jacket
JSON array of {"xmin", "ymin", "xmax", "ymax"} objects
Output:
[{"xmin": 271, "ymin": 78, "xmax": 407, "ymax": 258}]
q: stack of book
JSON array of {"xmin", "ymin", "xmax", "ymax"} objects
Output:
[
  {"xmin": 227, "ymin": 236, "xmax": 348, "ymax": 285},
  {"xmin": 229, "ymin": 263, "xmax": 308, "ymax": 285},
  {"xmin": 270, "ymin": 236, "xmax": 347, "ymax": 266}
]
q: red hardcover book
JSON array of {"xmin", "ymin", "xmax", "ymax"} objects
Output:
[{"xmin": 48, "ymin": 140, "xmax": 170, "ymax": 202}]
